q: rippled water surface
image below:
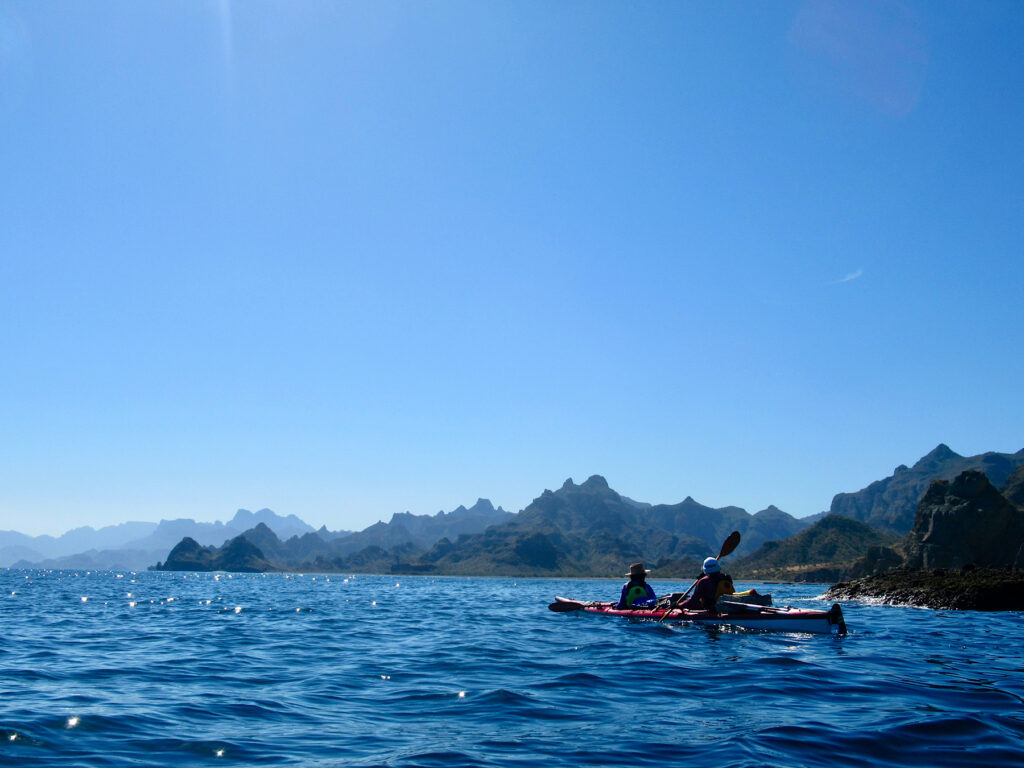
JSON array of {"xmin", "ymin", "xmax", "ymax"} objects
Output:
[{"xmin": 2, "ymin": 571, "xmax": 1022, "ymax": 767}]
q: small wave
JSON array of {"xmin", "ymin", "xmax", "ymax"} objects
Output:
[
  {"xmin": 393, "ymin": 750, "xmax": 488, "ymax": 767},
  {"xmin": 537, "ymin": 671, "xmax": 613, "ymax": 688}
]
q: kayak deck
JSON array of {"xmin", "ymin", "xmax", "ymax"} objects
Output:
[{"xmin": 552, "ymin": 597, "xmax": 847, "ymax": 635}]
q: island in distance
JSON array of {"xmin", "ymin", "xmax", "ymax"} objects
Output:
[{"xmin": 152, "ymin": 445, "xmax": 1024, "ymax": 610}]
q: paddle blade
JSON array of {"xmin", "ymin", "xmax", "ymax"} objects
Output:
[
  {"xmin": 548, "ymin": 600, "xmax": 585, "ymax": 612},
  {"xmin": 719, "ymin": 531, "xmax": 741, "ymax": 559}
]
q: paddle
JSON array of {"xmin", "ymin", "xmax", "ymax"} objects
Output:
[
  {"xmin": 547, "ymin": 597, "xmax": 600, "ymax": 612},
  {"xmin": 658, "ymin": 530, "xmax": 741, "ymax": 623},
  {"xmin": 548, "ymin": 599, "xmax": 586, "ymax": 612}
]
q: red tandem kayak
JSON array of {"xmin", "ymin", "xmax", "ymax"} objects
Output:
[{"xmin": 549, "ymin": 597, "xmax": 848, "ymax": 635}]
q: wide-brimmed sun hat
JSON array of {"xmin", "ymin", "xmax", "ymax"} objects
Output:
[{"xmin": 626, "ymin": 563, "xmax": 652, "ymax": 578}]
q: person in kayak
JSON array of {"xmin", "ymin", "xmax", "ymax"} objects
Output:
[
  {"xmin": 617, "ymin": 563, "xmax": 657, "ymax": 609},
  {"xmin": 676, "ymin": 557, "xmax": 734, "ymax": 612}
]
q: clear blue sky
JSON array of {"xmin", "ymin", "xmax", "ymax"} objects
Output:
[{"xmin": 2, "ymin": 1, "xmax": 1021, "ymax": 536}]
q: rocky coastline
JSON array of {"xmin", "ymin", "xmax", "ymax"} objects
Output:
[
  {"xmin": 825, "ymin": 566, "xmax": 1024, "ymax": 611},
  {"xmin": 825, "ymin": 468, "xmax": 1024, "ymax": 611}
]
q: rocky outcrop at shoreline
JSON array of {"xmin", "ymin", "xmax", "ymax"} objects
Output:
[
  {"xmin": 825, "ymin": 567, "xmax": 1024, "ymax": 611},
  {"xmin": 826, "ymin": 470, "xmax": 1024, "ymax": 610}
]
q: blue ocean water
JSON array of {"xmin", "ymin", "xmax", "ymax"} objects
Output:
[{"xmin": 1, "ymin": 571, "xmax": 1022, "ymax": 767}]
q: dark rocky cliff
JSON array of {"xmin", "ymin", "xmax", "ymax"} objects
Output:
[{"xmin": 903, "ymin": 471, "xmax": 1024, "ymax": 570}]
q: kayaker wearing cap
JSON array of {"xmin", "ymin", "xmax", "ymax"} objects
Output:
[
  {"xmin": 616, "ymin": 563, "xmax": 657, "ymax": 609},
  {"xmin": 676, "ymin": 557, "xmax": 735, "ymax": 612}
]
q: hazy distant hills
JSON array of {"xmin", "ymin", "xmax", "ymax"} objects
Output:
[
  {"xmin": 0, "ymin": 509, "xmax": 324, "ymax": 570},
  {"xmin": 328, "ymin": 499, "xmax": 514, "ymax": 557},
  {"xmin": 826, "ymin": 444, "xmax": 1024, "ymax": 535},
  {"xmin": 0, "ymin": 521, "xmax": 155, "ymax": 566}
]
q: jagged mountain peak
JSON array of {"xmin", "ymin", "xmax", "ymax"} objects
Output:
[
  {"xmin": 228, "ymin": 508, "xmax": 315, "ymax": 539},
  {"xmin": 554, "ymin": 475, "xmax": 612, "ymax": 495},
  {"xmin": 913, "ymin": 444, "xmax": 962, "ymax": 468},
  {"xmin": 442, "ymin": 499, "xmax": 498, "ymax": 517},
  {"xmin": 232, "ymin": 507, "xmax": 300, "ymax": 524}
]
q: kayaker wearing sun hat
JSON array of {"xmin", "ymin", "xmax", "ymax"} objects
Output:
[
  {"xmin": 675, "ymin": 557, "xmax": 735, "ymax": 612},
  {"xmin": 616, "ymin": 563, "xmax": 657, "ymax": 609}
]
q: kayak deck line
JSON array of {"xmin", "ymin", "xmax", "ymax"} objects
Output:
[{"xmin": 550, "ymin": 597, "xmax": 848, "ymax": 635}]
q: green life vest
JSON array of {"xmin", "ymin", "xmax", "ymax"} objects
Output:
[{"xmin": 625, "ymin": 583, "xmax": 650, "ymax": 608}]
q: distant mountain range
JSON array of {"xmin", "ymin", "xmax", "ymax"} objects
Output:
[
  {"xmin": 400, "ymin": 476, "xmax": 810, "ymax": 576},
  {"xmin": 0, "ymin": 509, "xmax": 325, "ymax": 570},
  {"xmin": 153, "ymin": 498, "xmax": 516, "ymax": 573},
  {"xmin": 156, "ymin": 475, "xmax": 811, "ymax": 576},
  {"xmin": 326, "ymin": 499, "xmax": 515, "ymax": 557},
  {"xmin": 8, "ymin": 443, "xmax": 1022, "ymax": 579}
]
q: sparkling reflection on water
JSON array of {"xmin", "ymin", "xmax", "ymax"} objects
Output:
[{"xmin": 1, "ymin": 571, "xmax": 1022, "ymax": 767}]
